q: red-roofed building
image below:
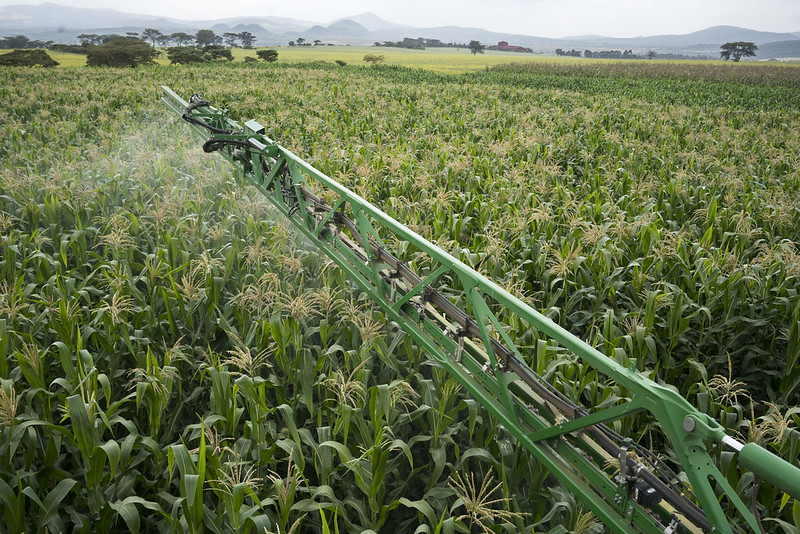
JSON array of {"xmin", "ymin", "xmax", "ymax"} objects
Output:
[{"xmin": 497, "ymin": 41, "xmax": 528, "ymax": 53}]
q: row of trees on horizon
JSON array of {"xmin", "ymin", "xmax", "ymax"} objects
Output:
[
  {"xmin": 1, "ymin": 28, "xmax": 760, "ymax": 63},
  {"xmin": 555, "ymin": 42, "xmax": 757, "ymax": 61},
  {"xmin": 1, "ymin": 30, "xmax": 344, "ymax": 51},
  {"xmin": 0, "ymin": 29, "xmax": 258, "ymax": 51},
  {"xmin": 77, "ymin": 29, "xmax": 258, "ymax": 48}
]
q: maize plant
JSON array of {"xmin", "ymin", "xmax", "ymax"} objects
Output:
[{"xmin": 0, "ymin": 59, "xmax": 799, "ymax": 531}]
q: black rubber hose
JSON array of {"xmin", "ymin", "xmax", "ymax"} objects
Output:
[
  {"xmin": 182, "ymin": 96, "xmax": 232, "ymax": 135},
  {"xmin": 202, "ymin": 137, "xmax": 255, "ymax": 153}
]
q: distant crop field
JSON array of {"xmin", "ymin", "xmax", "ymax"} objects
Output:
[
  {"xmin": 245, "ymin": 45, "xmax": 556, "ymax": 73},
  {"xmin": 1, "ymin": 60, "xmax": 799, "ymax": 532},
  {"xmin": 19, "ymin": 45, "xmax": 564, "ymax": 71},
  {"xmin": 18, "ymin": 45, "xmax": 800, "ymax": 74},
  {"xmin": 45, "ymin": 50, "xmax": 88, "ymax": 66}
]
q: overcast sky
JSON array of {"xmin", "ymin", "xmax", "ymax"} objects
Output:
[{"xmin": 2, "ymin": 0, "xmax": 798, "ymax": 38}]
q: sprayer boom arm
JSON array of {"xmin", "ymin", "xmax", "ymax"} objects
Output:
[{"xmin": 162, "ymin": 86, "xmax": 800, "ymax": 534}]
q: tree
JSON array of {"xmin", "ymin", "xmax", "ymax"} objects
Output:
[
  {"xmin": 238, "ymin": 31, "xmax": 256, "ymax": 48},
  {"xmin": 48, "ymin": 43, "xmax": 86, "ymax": 54},
  {"xmin": 0, "ymin": 35, "xmax": 53, "ymax": 49},
  {"xmin": 223, "ymin": 32, "xmax": 240, "ymax": 48},
  {"xmin": 166, "ymin": 47, "xmax": 206, "ymax": 64},
  {"xmin": 647, "ymin": 50, "xmax": 657, "ymax": 59},
  {"xmin": 141, "ymin": 28, "xmax": 163, "ymax": 47},
  {"xmin": 0, "ymin": 35, "xmax": 31, "ymax": 49},
  {"xmin": 126, "ymin": 32, "xmax": 139, "ymax": 40},
  {"xmin": 170, "ymin": 32, "xmax": 195, "ymax": 47},
  {"xmin": 313, "ymin": 40, "xmax": 322, "ymax": 46},
  {"xmin": 77, "ymin": 33, "xmax": 102, "ymax": 46},
  {"xmin": 720, "ymin": 41, "xmax": 757, "ymax": 62},
  {"xmin": 468, "ymin": 40, "xmax": 485, "ymax": 55},
  {"xmin": 202, "ymin": 45, "xmax": 233, "ymax": 61},
  {"xmin": 156, "ymin": 35, "xmax": 171, "ymax": 47},
  {"xmin": 256, "ymin": 49, "xmax": 278, "ymax": 62},
  {"xmin": 288, "ymin": 41, "xmax": 295, "ymax": 47},
  {"xmin": 0, "ymin": 49, "xmax": 58, "ymax": 67},
  {"xmin": 296, "ymin": 37, "xmax": 306, "ymax": 46},
  {"xmin": 99, "ymin": 34, "xmax": 128, "ymax": 44},
  {"xmin": 86, "ymin": 39, "xmax": 158, "ymax": 67},
  {"xmin": 195, "ymin": 29, "xmax": 220, "ymax": 47},
  {"xmin": 363, "ymin": 53, "xmax": 385, "ymax": 65},
  {"xmin": 584, "ymin": 49, "xmax": 593, "ymax": 58}
]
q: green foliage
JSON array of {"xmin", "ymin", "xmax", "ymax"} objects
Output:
[
  {"xmin": 257, "ymin": 49, "xmax": 279, "ymax": 62},
  {"xmin": 170, "ymin": 32, "xmax": 196, "ymax": 47},
  {"xmin": 0, "ymin": 35, "xmax": 53, "ymax": 49},
  {"xmin": 0, "ymin": 49, "xmax": 58, "ymax": 67},
  {"xmin": 140, "ymin": 28, "xmax": 163, "ymax": 48},
  {"xmin": 86, "ymin": 40, "xmax": 158, "ymax": 67},
  {"xmin": 167, "ymin": 46, "xmax": 206, "ymax": 64},
  {"xmin": 721, "ymin": 41, "xmax": 758, "ymax": 62},
  {"xmin": 0, "ymin": 70, "xmax": 521, "ymax": 530},
  {"xmin": 202, "ymin": 45, "xmax": 233, "ymax": 61},
  {"xmin": 223, "ymin": 32, "xmax": 240, "ymax": 48},
  {"xmin": 468, "ymin": 40, "xmax": 485, "ymax": 55},
  {"xmin": 78, "ymin": 33, "xmax": 103, "ymax": 46},
  {"xmin": 195, "ymin": 29, "xmax": 219, "ymax": 47},
  {"xmin": 48, "ymin": 43, "xmax": 87, "ymax": 54},
  {"xmin": 363, "ymin": 53, "xmax": 385, "ymax": 65},
  {"xmin": 238, "ymin": 31, "xmax": 257, "ymax": 48},
  {"xmin": 0, "ymin": 60, "xmax": 799, "ymax": 532}
]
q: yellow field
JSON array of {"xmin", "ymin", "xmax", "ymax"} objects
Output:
[
  {"xmin": 12, "ymin": 46, "xmax": 798, "ymax": 73},
  {"xmin": 42, "ymin": 46, "xmax": 563, "ymax": 73},
  {"xmin": 47, "ymin": 51, "xmax": 88, "ymax": 66},
  {"xmin": 225, "ymin": 46, "xmax": 778, "ymax": 73},
  {"xmin": 241, "ymin": 45, "xmax": 556, "ymax": 73}
]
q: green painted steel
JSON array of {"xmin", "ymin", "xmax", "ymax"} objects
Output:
[
  {"xmin": 162, "ymin": 86, "xmax": 800, "ymax": 534},
  {"xmin": 740, "ymin": 443, "xmax": 800, "ymax": 499}
]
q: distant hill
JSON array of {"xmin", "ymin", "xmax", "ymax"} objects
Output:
[
  {"xmin": 696, "ymin": 25, "xmax": 797, "ymax": 44},
  {"xmin": 0, "ymin": 2, "xmax": 796, "ymax": 59},
  {"xmin": 192, "ymin": 16, "xmax": 313, "ymax": 35},
  {"xmin": 304, "ymin": 19, "xmax": 373, "ymax": 41},
  {"xmin": 757, "ymin": 40, "xmax": 800, "ymax": 60},
  {"xmin": 330, "ymin": 12, "xmax": 411, "ymax": 33},
  {"xmin": 556, "ymin": 26, "xmax": 796, "ymax": 49},
  {"xmin": 206, "ymin": 23, "xmax": 286, "ymax": 45},
  {"xmin": 0, "ymin": 2, "xmax": 185, "ymax": 31}
]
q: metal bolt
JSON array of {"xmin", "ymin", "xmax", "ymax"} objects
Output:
[{"xmin": 682, "ymin": 416, "xmax": 696, "ymax": 433}]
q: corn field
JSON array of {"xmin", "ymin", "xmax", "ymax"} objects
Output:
[{"xmin": 1, "ymin": 61, "xmax": 799, "ymax": 532}]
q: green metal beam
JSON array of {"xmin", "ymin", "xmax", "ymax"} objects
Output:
[
  {"xmin": 161, "ymin": 86, "xmax": 800, "ymax": 534},
  {"xmin": 530, "ymin": 399, "xmax": 645, "ymax": 443}
]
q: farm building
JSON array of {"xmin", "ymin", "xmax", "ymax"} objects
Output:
[{"xmin": 497, "ymin": 40, "xmax": 528, "ymax": 52}]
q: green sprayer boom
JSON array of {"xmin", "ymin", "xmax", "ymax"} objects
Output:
[{"xmin": 162, "ymin": 86, "xmax": 800, "ymax": 533}]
